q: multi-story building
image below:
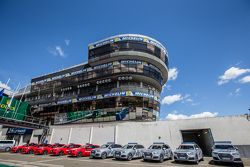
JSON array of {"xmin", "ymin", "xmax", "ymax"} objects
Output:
[{"xmin": 16, "ymin": 34, "xmax": 169, "ymax": 124}]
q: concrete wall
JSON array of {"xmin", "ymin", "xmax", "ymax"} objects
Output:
[{"xmin": 3, "ymin": 115, "xmax": 249, "ymax": 157}]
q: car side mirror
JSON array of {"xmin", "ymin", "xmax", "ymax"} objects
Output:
[{"xmin": 195, "ymin": 148, "xmax": 199, "ymax": 150}]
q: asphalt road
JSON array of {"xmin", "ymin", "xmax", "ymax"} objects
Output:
[{"xmin": 0, "ymin": 152, "xmax": 248, "ymax": 167}]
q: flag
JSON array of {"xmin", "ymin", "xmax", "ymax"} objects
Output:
[{"xmin": 0, "ymin": 89, "xmax": 4, "ymax": 98}]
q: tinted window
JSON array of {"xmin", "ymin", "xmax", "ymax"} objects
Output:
[
  {"xmin": 122, "ymin": 145, "xmax": 134, "ymax": 149},
  {"xmin": 214, "ymin": 145, "xmax": 235, "ymax": 150},
  {"xmin": 0, "ymin": 141, "xmax": 14, "ymax": 144},
  {"xmin": 178, "ymin": 145, "xmax": 194, "ymax": 150},
  {"xmin": 101, "ymin": 144, "xmax": 109, "ymax": 148},
  {"xmin": 149, "ymin": 145, "xmax": 162, "ymax": 149}
]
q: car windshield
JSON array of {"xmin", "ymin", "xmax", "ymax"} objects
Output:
[
  {"xmin": 214, "ymin": 145, "xmax": 235, "ymax": 150},
  {"xmin": 62, "ymin": 145, "xmax": 69, "ymax": 148},
  {"xmin": 101, "ymin": 144, "xmax": 110, "ymax": 148},
  {"xmin": 149, "ymin": 145, "xmax": 162, "ymax": 149},
  {"xmin": 178, "ymin": 145, "xmax": 194, "ymax": 150},
  {"xmin": 122, "ymin": 145, "xmax": 134, "ymax": 149}
]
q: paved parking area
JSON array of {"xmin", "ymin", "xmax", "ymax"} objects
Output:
[{"xmin": 0, "ymin": 153, "xmax": 248, "ymax": 167}]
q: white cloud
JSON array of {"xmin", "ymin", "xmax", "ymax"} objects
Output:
[
  {"xmin": 161, "ymin": 94, "xmax": 184, "ymax": 105},
  {"xmin": 0, "ymin": 81, "xmax": 11, "ymax": 90},
  {"xmin": 48, "ymin": 46, "xmax": 66, "ymax": 58},
  {"xmin": 168, "ymin": 68, "xmax": 178, "ymax": 81},
  {"xmin": 239, "ymin": 75, "xmax": 250, "ymax": 84},
  {"xmin": 229, "ymin": 88, "xmax": 241, "ymax": 97},
  {"xmin": 165, "ymin": 112, "xmax": 218, "ymax": 120},
  {"xmin": 65, "ymin": 39, "xmax": 70, "ymax": 46},
  {"xmin": 55, "ymin": 46, "xmax": 65, "ymax": 57},
  {"xmin": 218, "ymin": 67, "xmax": 250, "ymax": 85}
]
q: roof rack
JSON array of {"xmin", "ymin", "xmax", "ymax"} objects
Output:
[
  {"xmin": 182, "ymin": 142, "xmax": 196, "ymax": 144},
  {"xmin": 153, "ymin": 142, "xmax": 165, "ymax": 145},
  {"xmin": 107, "ymin": 142, "xmax": 115, "ymax": 144},
  {"xmin": 214, "ymin": 141, "xmax": 232, "ymax": 144},
  {"xmin": 128, "ymin": 142, "xmax": 138, "ymax": 144}
]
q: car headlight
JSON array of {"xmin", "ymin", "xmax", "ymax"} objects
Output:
[
  {"xmin": 212, "ymin": 152, "xmax": 218, "ymax": 155},
  {"xmin": 232, "ymin": 153, "xmax": 240, "ymax": 156}
]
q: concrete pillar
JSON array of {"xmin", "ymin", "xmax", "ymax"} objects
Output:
[
  {"xmin": 117, "ymin": 81, "xmax": 119, "ymax": 88},
  {"xmin": 89, "ymin": 127, "xmax": 93, "ymax": 144},
  {"xmin": 68, "ymin": 128, "xmax": 72, "ymax": 144},
  {"xmin": 19, "ymin": 135, "xmax": 24, "ymax": 146},
  {"xmin": 30, "ymin": 130, "xmax": 34, "ymax": 144},
  {"xmin": 114, "ymin": 125, "xmax": 118, "ymax": 143},
  {"xmin": 49, "ymin": 128, "xmax": 54, "ymax": 144}
]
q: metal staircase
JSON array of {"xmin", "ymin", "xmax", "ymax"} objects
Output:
[{"xmin": 0, "ymin": 111, "xmax": 48, "ymax": 129}]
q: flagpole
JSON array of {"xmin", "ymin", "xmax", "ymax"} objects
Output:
[
  {"xmin": 14, "ymin": 85, "xmax": 28, "ymax": 119},
  {"xmin": 4, "ymin": 83, "xmax": 20, "ymax": 117}
]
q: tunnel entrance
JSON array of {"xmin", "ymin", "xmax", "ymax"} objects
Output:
[{"xmin": 181, "ymin": 129, "xmax": 214, "ymax": 156}]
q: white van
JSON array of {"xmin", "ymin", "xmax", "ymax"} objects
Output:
[{"xmin": 0, "ymin": 140, "xmax": 15, "ymax": 151}]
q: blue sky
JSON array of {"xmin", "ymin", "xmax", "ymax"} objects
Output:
[{"xmin": 0, "ymin": 0, "xmax": 249, "ymax": 119}]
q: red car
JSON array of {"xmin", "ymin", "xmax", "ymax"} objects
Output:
[
  {"xmin": 22, "ymin": 143, "xmax": 43, "ymax": 154},
  {"xmin": 51, "ymin": 144, "xmax": 82, "ymax": 156},
  {"xmin": 11, "ymin": 143, "xmax": 35, "ymax": 153},
  {"xmin": 69, "ymin": 144, "xmax": 100, "ymax": 157},
  {"xmin": 34, "ymin": 143, "xmax": 65, "ymax": 155}
]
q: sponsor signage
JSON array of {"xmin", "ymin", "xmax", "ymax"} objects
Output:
[
  {"xmin": 120, "ymin": 60, "xmax": 142, "ymax": 64},
  {"xmin": 7, "ymin": 128, "xmax": 33, "ymax": 135},
  {"xmin": 33, "ymin": 69, "xmax": 88, "ymax": 84},
  {"xmin": 38, "ymin": 91, "xmax": 159, "ymax": 107},
  {"xmin": 88, "ymin": 35, "xmax": 167, "ymax": 54}
]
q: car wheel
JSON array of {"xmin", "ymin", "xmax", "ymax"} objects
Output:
[
  {"xmin": 143, "ymin": 159, "xmax": 148, "ymax": 162},
  {"xmin": 5, "ymin": 147, "xmax": 11, "ymax": 152},
  {"xmin": 159, "ymin": 154, "xmax": 164, "ymax": 163},
  {"xmin": 59, "ymin": 151, "xmax": 63, "ymax": 156},
  {"xmin": 77, "ymin": 152, "xmax": 82, "ymax": 157},
  {"xmin": 127, "ymin": 153, "xmax": 133, "ymax": 161},
  {"xmin": 28, "ymin": 150, "xmax": 33, "ymax": 154},
  {"xmin": 195, "ymin": 155, "xmax": 199, "ymax": 164},
  {"xmin": 170, "ymin": 152, "xmax": 173, "ymax": 160},
  {"xmin": 43, "ymin": 150, "xmax": 48, "ymax": 155},
  {"xmin": 101, "ymin": 152, "xmax": 107, "ymax": 159}
]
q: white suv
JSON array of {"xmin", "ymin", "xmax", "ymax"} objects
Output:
[{"xmin": 0, "ymin": 140, "xmax": 15, "ymax": 152}]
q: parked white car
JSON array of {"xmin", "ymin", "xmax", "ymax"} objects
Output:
[{"xmin": 0, "ymin": 140, "xmax": 15, "ymax": 152}]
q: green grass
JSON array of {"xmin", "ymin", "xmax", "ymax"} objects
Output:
[{"xmin": 0, "ymin": 164, "xmax": 16, "ymax": 167}]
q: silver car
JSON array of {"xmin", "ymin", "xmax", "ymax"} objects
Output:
[
  {"xmin": 212, "ymin": 141, "xmax": 242, "ymax": 164},
  {"xmin": 0, "ymin": 140, "xmax": 15, "ymax": 152},
  {"xmin": 143, "ymin": 142, "xmax": 173, "ymax": 163},
  {"xmin": 114, "ymin": 143, "xmax": 145, "ymax": 161},
  {"xmin": 174, "ymin": 142, "xmax": 203, "ymax": 164},
  {"xmin": 90, "ymin": 142, "xmax": 122, "ymax": 159}
]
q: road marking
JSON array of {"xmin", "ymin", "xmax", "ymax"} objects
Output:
[{"xmin": 0, "ymin": 157, "xmax": 64, "ymax": 167}]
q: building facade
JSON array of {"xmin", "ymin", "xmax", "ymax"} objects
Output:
[{"xmin": 17, "ymin": 34, "xmax": 169, "ymax": 124}]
